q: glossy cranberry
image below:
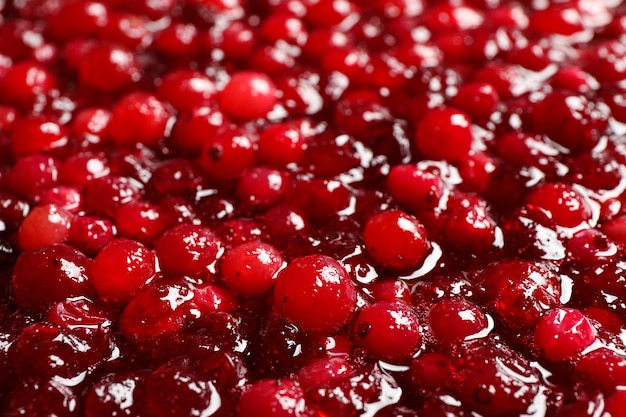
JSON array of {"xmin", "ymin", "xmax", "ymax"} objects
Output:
[
  {"xmin": 534, "ymin": 308, "xmax": 597, "ymax": 362},
  {"xmin": 84, "ymin": 175, "xmax": 142, "ymax": 218},
  {"xmin": 406, "ymin": 352, "xmax": 452, "ymax": 393},
  {"xmin": 218, "ymin": 71, "xmax": 277, "ymax": 121},
  {"xmin": 526, "ymin": 183, "xmax": 592, "ymax": 228},
  {"xmin": 78, "ymin": 43, "xmax": 142, "ymax": 91},
  {"xmin": 10, "ymin": 115, "xmax": 69, "ymax": 158},
  {"xmin": 363, "ymin": 210, "xmax": 430, "ymax": 271},
  {"xmin": 258, "ymin": 123, "xmax": 307, "ymax": 167},
  {"xmin": 221, "ymin": 241, "xmax": 283, "ymax": 297},
  {"xmin": 91, "ymin": 238, "xmax": 155, "ymax": 303},
  {"xmin": 7, "ymin": 378, "xmax": 79, "ymax": 417},
  {"xmin": 305, "ymin": 0, "xmax": 357, "ymax": 27},
  {"xmin": 68, "ymin": 215, "xmax": 115, "ymax": 256},
  {"xmin": 287, "ymin": 179, "xmax": 353, "ymax": 221},
  {"xmin": 85, "ymin": 371, "xmax": 149, "ymax": 417},
  {"xmin": 237, "ymin": 166, "xmax": 286, "ymax": 212},
  {"xmin": 0, "ymin": 193, "xmax": 30, "ymax": 233},
  {"xmin": 429, "ymin": 298, "xmax": 489, "ymax": 345},
  {"xmin": 59, "ymin": 152, "xmax": 110, "ymax": 186},
  {"xmin": 238, "ymin": 378, "xmax": 308, "ymax": 417},
  {"xmin": 17, "ymin": 203, "xmax": 73, "ymax": 250},
  {"xmin": 154, "ymin": 23, "xmax": 200, "ymax": 57},
  {"xmin": 39, "ymin": 185, "xmax": 82, "ymax": 212},
  {"xmin": 11, "ymin": 243, "xmax": 91, "ymax": 310},
  {"xmin": 481, "ymin": 259, "xmax": 561, "ymax": 331},
  {"xmin": 566, "ymin": 229, "xmax": 618, "ymax": 267},
  {"xmin": 585, "ymin": 41, "xmax": 626, "ymax": 83},
  {"xmin": 214, "ymin": 21, "xmax": 256, "ymax": 61},
  {"xmin": 0, "ymin": 61, "xmax": 57, "ymax": 109},
  {"xmin": 146, "ymin": 358, "xmax": 221, "ymax": 417},
  {"xmin": 47, "ymin": 1, "xmax": 110, "ymax": 41},
  {"xmin": 369, "ymin": 279, "xmax": 412, "ymax": 303},
  {"xmin": 101, "ymin": 13, "xmax": 152, "ymax": 49},
  {"xmin": 170, "ymin": 105, "xmax": 229, "ymax": 155},
  {"xmin": 0, "ymin": 105, "xmax": 17, "ymax": 132},
  {"xmin": 415, "ymin": 107, "xmax": 473, "ymax": 162},
  {"xmin": 156, "ymin": 224, "xmax": 223, "ymax": 279},
  {"xmin": 386, "ymin": 164, "xmax": 442, "ymax": 212},
  {"xmin": 6, "ymin": 154, "xmax": 60, "ymax": 200},
  {"xmin": 352, "ymin": 300, "xmax": 420, "ymax": 363},
  {"xmin": 114, "ymin": 200, "xmax": 166, "ymax": 243},
  {"xmin": 451, "ymin": 340, "xmax": 540, "ymax": 417},
  {"xmin": 71, "ymin": 107, "xmax": 112, "ymax": 148},
  {"xmin": 451, "ymin": 82, "xmax": 499, "ymax": 124},
  {"xmin": 157, "ymin": 70, "xmax": 216, "ymax": 113},
  {"xmin": 108, "ymin": 92, "xmax": 171, "ymax": 148},
  {"xmin": 273, "ymin": 254, "xmax": 356, "ymax": 333},
  {"xmin": 198, "ymin": 127, "xmax": 256, "ymax": 181}
]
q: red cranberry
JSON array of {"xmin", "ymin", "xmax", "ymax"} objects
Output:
[
  {"xmin": 6, "ymin": 154, "xmax": 60, "ymax": 200},
  {"xmin": 481, "ymin": 259, "xmax": 561, "ymax": 330},
  {"xmin": 238, "ymin": 378, "xmax": 308, "ymax": 417},
  {"xmin": 237, "ymin": 166, "xmax": 286, "ymax": 212},
  {"xmin": 352, "ymin": 300, "xmax": 421, "ymax": 363},
  {"xmin": 170, "ymin": 104, "xmax": 230, "ymax": 155},
  {"xmin": 386, "ymin": 164, "xmax": 442, "ymax": 212},
  {"xmin": 258, "ymin": 123, "xmax": 307, "ymax": 167},
  {"xmin": 305, "ymin": 0, "xmax": 358, "ymax": 27},
  {"xmin": 0, "ymin": 61, "xmax": 57, "ymax": 109},
  {"xmin": 10, "ymin": 115, "xmax": 69, "ymax": 158},
  {"xmin": 0, "ymin": 105, "xmax": 18, "ymax": 132},
  {"xmin": 198, "ymin": 127, "xmax": 256, "ymax": 182},
  {"xmin": 114, "ymin": 200, "xmax": 166, "ymax": 243},
  {"xmin": 156, "ymin": 224, "xmax": 223, "ymax": 279},
  {"xmin": 363, "ymin": 210, "xmax": 430, "ymax": 271},
  {"xmin": 218, "ymin": 71, "xmax": 277, "ymax": 121},
  {"xmin": 220, "ymin": 241, "xmax": 284, "ymax": 297},
  {"xmin": 39, "ymin": 185, "xmax": 82, "ymax": 212},
  {"xmin": 91, "ymin": 238, "xmax": 156, "ymax": 303},
  {"xmin": 429, "ymin": 298, "xmax": 489, "ymax": 345},
  {"xmin": 369, "ymin": 279, "xmax": 412, "ymax": 303},
  {"xmin": 273, "ymin": 254, "xmax": 357, "ymax": 333},
  {"xmin": 414, "ymin": 107, "xmax": 473, "ymax": 162},
  {"xmin": 406, "ymin": 352, "xmax": 452, "ymax": 393},
  {"xmin": 145, "ymin": 358, "xmax": 222, "ymax": 417},
  {"xmin": 17, "ymin": 203, "xmax": 73, "ymax": 250},
  {"xmin": 534, "ymin": 308, "xmax": 597, "ymax": 362},
  {"xmin": 47, "ymin": 1, "xmax": 110, "ymax": 41},
  {"xmin": 525, "ymin": 183, "xmax": 592, "ymax": 228},
  {"xmin": 68, "ymin": 215, "xmax": 116, "ymax": 256},
  {"xmin": 0, "ymin": 193, "xmax": 30, "ymax": 233},
  {"xmin": 11, "ymin": 243, "xmax": 92, "ymax": 310},
  {"xmin": 84, "ymin": 175, "xmax": 142, "ymax": 218},
  {"xmin": 108, "ymin": 92, "xmax": 172, "ymax": 148},
  {"xmin": 101, "ymin": 13, "xmax": 152, "ymax": 49},
  {"xmin": 59, "ymin": 152, "xmax": 110, "ymax": 186},
  {"xmin": 153, "ymin": 23, "xmax": 200, "ymax": 57},
  {"xmin": 157, "ymin": 70, "xmax": 216, "ymax": 113},
  {"xmin": 71, "ymin": 107, "xmax": 112, "ymax": 148},
  {"xmin": 7, "ymin": 378, "xmax": 79, "ymax": 417},
  {"xmin": 78, "ymin": 43, "xmax": 142, "ymax": 91},
  {"xmin": 85, "ymin": 371, "xmax": 149, "ymax": 417}
]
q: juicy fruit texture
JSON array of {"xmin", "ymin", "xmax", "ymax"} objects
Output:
[{"xmin": 4, "ymin": 0, "xmax": 626, "ymax": 416}]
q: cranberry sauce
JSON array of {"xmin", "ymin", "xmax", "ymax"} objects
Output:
[{"xmin": 1, "ymin": 0, "xmax": 626, "ymax": 416}]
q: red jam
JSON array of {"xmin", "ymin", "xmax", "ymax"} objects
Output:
[{"xmin": 1, "ymin": 1, "xmax": 626, "ymax": 416}]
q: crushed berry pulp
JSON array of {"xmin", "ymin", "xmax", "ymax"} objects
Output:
[{"xmin": 2, "ymin": 0, "xmax": 626, "ymax": 416}]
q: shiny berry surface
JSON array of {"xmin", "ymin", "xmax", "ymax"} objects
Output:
[{"xmin": 1, "ymin": 1, "xmax": 626, "ymax": 416}]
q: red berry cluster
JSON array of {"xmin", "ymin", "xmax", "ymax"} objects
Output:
[{"xmin": 1, "ymin": 0, "xmax": 626, "ymax": 416}]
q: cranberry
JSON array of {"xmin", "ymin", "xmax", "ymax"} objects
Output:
[
  {"xmin": 78, "ymin": 43, "xmax": 142, "ymax": 91},
  {"xmin": 258, "ymin": 123, "xmax": 307, "ymax": 167},
  {"xmin": 59, "ymin": 152, "xmax": 110, "ymax": 186},
  {"xmin": 414, "ymin": 107, "xmax": 473, "ymax": 162},
  {"xmin": 218, "ymin": 71, "xmax": 277, "ymax": 121},
  {"xmin": 352, "ymin": 300, "xmax": 421, "ymax": 363},
  {"xmin": 157, "ymin": 70, "xmax": 216, "ymax": 112},
  {"xmin": 47, "ymin": 1, "xmax": 110, "ymax": 41},
  {"xmin": 7, "ymin": 378, "xmax": 79, "ymax": 417},
  {"xmin": 101, "ymin": 13, "xmax": 152, "ymax": 49},
  {"xmin": 534, "ymin": 308, "xmax": 597, "ymax": 362},
  {"xmin": 10, "ymin": 115, "xmax": 69, "ymax": 158},
  {"xmin": 238, "ymin": 378, "xmax": 308, "ymax": 417},
  {"xmin": 237, "ymin": 166, "xmax": 286, "ymax": 212},
  {"xmin": 84, "ymin": 175, "xmax": 142, "ymax": 218},
  {"xmin": 386, "ymin": 165, "xmax": 442, "ymax": 212},
  {"xmin": 198, "ymin": 127, "xmax": 257, "ymax": 182},
  {"xmin": 6, "ymin": 154, "xmax": 60, "ymax": 200},
  {"xmin": 220, "ymin": 241, "xmax": 284, "ymax": 297},
  {"xmin": 0, "ymin": 61, "xmax": 57, "ymax": 109},
  {"xmin": 68, "ymin": 215, "xmax": 115, "ymax": 256},
  {"xmin": 429, "ymin": 298, "xmax": 489, "ymax": 345},
  {"xmin": 170, "ymin": 104, "xmax": 230, "ymax": 155},
  {"xmin": 273, "ymin": 255, "xmax": 357, "ymax": 333},
  {"xmin": 155, "ymin": 224, "xmax": 223, "ymax": 279},
  {"xmin": 525, "ymin": 183, "xmax": 592, "ymax": 228},
  {"xmin": 153, "ymin": 23, "xmax": 200, "ymax": 57},
  {"xmin": 85, "ymin": 371, "xmax": 149, "ymax": 417},
  {"xmin": 114, "ymin": 200, "xmax": 166, "ymax": 242},
  {"xmin": 108, "ymin": 92, "xmax": 172, "ymax": 148},
  {"xmin": 91, "ymin": 238, "xmax": 156, "ymax": 303},
  {"xmin": 363, "ymin": 210, "xmax": 430, "ymax": 271},
  {"xmin": 71, "ymin": 107, "xmax": 112, "ymax": 148},
  {"xmin": 11, "ymin": 243, "xmax": 92, "ymax": 310},
  {"xmin": 17, "ymin": 203, "xmax": 73, "ymax": 250}
]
